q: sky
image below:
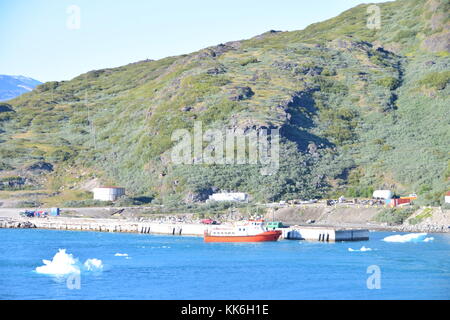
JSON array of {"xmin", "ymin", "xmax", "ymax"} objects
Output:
[{"xmin": 0, "ymin": 0, "xmax": 386, "ymax": 83}]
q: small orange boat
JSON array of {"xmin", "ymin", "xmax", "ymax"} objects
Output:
[{"xmin": 204, "ymin": 220, "xmax": 282, "ymax": 243}]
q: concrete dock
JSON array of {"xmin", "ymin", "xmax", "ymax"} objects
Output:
[
  {"xmin": 0, "ymin": 217, "xmax": 369, "ymax": 242},
  {"xmin": 280, "ymin": 226, "xmax": 369, "ymax": 242}
]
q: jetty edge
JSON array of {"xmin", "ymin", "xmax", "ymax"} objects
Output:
[{"xmin": 0, "ymin": 216, "xmax": 369, "ymax": 242}]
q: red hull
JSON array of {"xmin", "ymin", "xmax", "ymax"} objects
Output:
[{"xmin": 204, "ymin": 231, "xmax": 282, "ymax": 243}]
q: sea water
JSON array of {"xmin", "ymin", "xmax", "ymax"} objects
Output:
[{"xmin": 0, "ymin": 229, "xmax": 449, "ymax": 300}]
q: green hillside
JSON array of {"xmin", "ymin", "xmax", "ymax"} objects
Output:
[{"xmin": 0, "ymin": 0, "xmax": 449, "ymax": 207}]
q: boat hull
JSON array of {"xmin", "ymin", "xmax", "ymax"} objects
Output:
[{"xmin": 204, "ymin": 231, "xmax": 282, "ymax": 243}]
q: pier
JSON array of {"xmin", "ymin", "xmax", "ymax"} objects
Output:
[
  {"xmin": 280, "ymin": 226, "xmax": 369, "ymax": 242},
  {"xmin": 0, "ymin": 217, "xmax": 369, "ymax": 242}
]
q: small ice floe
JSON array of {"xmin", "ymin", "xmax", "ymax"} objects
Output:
[
  {"xmin": 382, "ymin": 233, "xmax": 431, "ymax": 243},
  {"xmin": 348, "ymin": 246, "xmax": 372, "ymax": 252},
  {"xmin": 84, "ymin": 258, "xmax": 103, "ymax": 271},
  {"xmin": 35, "ymin": 249, "xmax": 103, "ymax": 276},
  {"xmin": 114, "ymin": 253, "xmax": 129, "ymax": 257}
]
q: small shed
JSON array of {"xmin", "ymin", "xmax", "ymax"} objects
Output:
[
  {"xmin": 445, "ymin": 191, "xmax": 450, "ymax": 204},
  {"xmin": 93, "ymin": 187, "xmax": 125, "ymax": 201}
]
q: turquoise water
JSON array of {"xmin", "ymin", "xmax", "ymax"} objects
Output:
[{"xmin": 0, "ymin": 229, "xmax": 449, "ymax": 300}]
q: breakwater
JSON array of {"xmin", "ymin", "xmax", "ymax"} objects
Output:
[{"xmin": 0, "ymin": 216, "xmax": 369, "ymax": 241}]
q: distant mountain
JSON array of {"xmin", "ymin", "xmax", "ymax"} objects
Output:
[{"xmin": 0, "ymin": 75, "xmax": 42, "ymax": 101}]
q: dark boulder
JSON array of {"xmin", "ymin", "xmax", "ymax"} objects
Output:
[
  {"xmin": 0, "ymin": 104, "xmax": 14, "ymax": 113},
  {"xmin": 206, "ymin": 66, "xmax": 227, "ymax": 75},
  {"xmin": 229, "ymin": 86, "xmax": 254, "ymax": 101},
  {"xmin": 26, "ymin": 161, "xmax": 54, "ymax": 173}
]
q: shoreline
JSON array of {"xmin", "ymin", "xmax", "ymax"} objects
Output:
[
  {"xmin": 0, "ymin": 215, "xmax": 448, "ymax": 236},
  {"xmin": 0, "ymin": 204, "xmax": 448, "ymax": 236}
]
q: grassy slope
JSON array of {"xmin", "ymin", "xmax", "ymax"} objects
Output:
[{"xmin": 0, "ymin": 0, "xmax": 449, "ymax": 206}]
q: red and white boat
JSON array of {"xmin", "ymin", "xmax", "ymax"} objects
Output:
[{"xmin": 204, "ymin": 220, "xmax": 282, "ymax": 243}]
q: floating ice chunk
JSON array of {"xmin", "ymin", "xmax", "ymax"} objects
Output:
[
  {"xmin": 36, "ymin": 249, "xmax": 103, "ymax": 276},
  {"xmin": 35, "ymin": 249, "xmax": 80, "ymax": 275},
  {"xmin": 114, "ymin": 253, "xmax": 129, "ymax": 257},
  {"xmin": 382, "ymin": 233, "xmax": 428, "ymax": 243},
  {"xmin": 84, "ymin": 258, "xmax": 103, "ymax": 271},
  {"xmin": 348, "ymin": 246, "xmax": 372, "ymax": 252}
]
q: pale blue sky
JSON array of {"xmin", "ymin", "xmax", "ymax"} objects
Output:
[{"xmin": 0, "ymin": 0, "xmax": 386, "ymax": 82}]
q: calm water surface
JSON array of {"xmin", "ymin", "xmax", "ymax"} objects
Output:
[{"xmin": 0, "ymin": 229, "xmax": 449, "ymax": 300}]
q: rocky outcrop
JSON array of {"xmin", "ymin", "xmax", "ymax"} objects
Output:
[
  {"xmin": 199, "ymin": 43, "xmax": 236, "ymax": 58},
  {"xmin": 0, "ymin": 176, "xmax": 27, "ymax": 190},
  {"xmin": 0, "ymin": 104, "xmax": 14, "ymax": 113},
  {"xmin": 25, "ymin": 161, "xmax": 54, "ymax": 173},
  {"xmin": 422, "ymin": 28, "xmax": 450, "ymax": 52},
  {"xmin": 252, "ymin": 30, "xmax": 283, "ymax": 40},
  {"xmin": 206, "ymin": 66, "xmax": 227, "ymax": 75},
  {"xmin": 184, "ymin": 187, "xmax": 219, "ymax": 203},
  {"xmin": 229, "ymin": 86, "xmax": 254, "ymax": 101}
]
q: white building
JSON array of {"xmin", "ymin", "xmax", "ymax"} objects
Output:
[
  {"xmin": 372, "ymin": 190, "xmax": 393, "ymax": 199},
  {"xmin": 93, "ymin": 187, "xmax": 125, "ymax": 201},
  {"xmin": 208, "ymin": 192, "xmax": 249, "ymax": 203},
  {"xmin": 445, "ymin": 192, "xmax": 450, "ymax": 204}
]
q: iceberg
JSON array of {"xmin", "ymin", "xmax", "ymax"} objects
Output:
[
  {"xmin": 35, "ymin": 249, "xmax": 80, "ymax": 275},
  {"xmin": 35, "ymin": 249, "xmax": 103, "ymax": 276},
  {"xmin": 382, "ymin": 233, "xmax": 429, "ymax": 243}
]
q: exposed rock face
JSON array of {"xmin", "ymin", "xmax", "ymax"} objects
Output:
[
  {"xmin": 252, "ymin": 30, "xmax": 283, "ymax": 40},
  {"xmin": 184, "ymin": 187, "xmax": 219, "ymax": 203},
  {"xmin": 272, "ymin": 61, "xmax": 299, "ymax": 71},
  {"xmin": 0, "ymin": 104, "xmax": 14, "ymax": 113},
  {"xmin": 200, "ymin": 43, "xmax": 236, "ymax": 58},
  {"xmin": 229, "ymin": 86, "xmax": 254, "ymax": 101},
  {"xmin": 328, "ymin": 38, "xmax": 372, "ymax": 51},
  {"xmin": 224, "ymin": 41, "xmax": 242, "ymax": 50},
  {"xmin": 422, "ymin": 29, "xmax": 450, "ymax": 52},
  {"xmin": 25, "ymin": 161, "xmax": 54, "ymax": 173},
  {"xmin": 0, "ymin": 177, "xmax": 26, "ymax": 190},
  {"xmin": 206, "ymin": 66, "xmax": 227, "ymax": 75}
]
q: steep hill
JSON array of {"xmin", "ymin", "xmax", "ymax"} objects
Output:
[{"xmin": 0, "ymin": 0, "xmax": 449, "ymax": 207}]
